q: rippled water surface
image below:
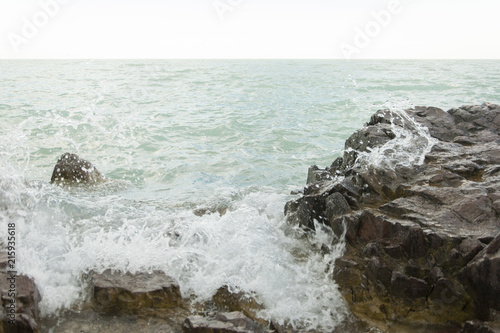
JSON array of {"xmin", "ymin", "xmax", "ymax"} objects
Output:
[{"xmin": 0, "ymin": 59, "xmax": 498, "ymax": 330}]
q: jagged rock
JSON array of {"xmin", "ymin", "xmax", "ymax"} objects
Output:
[
  {"xmin": 0, "ymin": 257, "xmax": 40, "ymax": 333},
  {"xmin": 459, "ymin": 233, "xmax": 500, "ymax": 320},
  {"xmin": 92, "ymin": 270, "xmax": 184, "ymax": 316},
  {"xmin": 50, "ymin": 152, "xmax": 104, "ymax": 185},
  {"xmin": 286, "ymin": 103, "xmax": 500, "ymax": 330},
  {"xmin": 212, "ymin": 286, "xmax": 265, "ymax": 325},
  {"xmin": 390, "ymin": 271, "xmax": 429, "ymax": 299},
  {"xmin": 182, "ymin": 312, "xmax": 267, "ymax": 333}
]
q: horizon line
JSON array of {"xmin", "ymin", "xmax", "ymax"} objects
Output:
[{"xmin": 1, "ymin": 58, "xmax": 499, "ymax": 61}]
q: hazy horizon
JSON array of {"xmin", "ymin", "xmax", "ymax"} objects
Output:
[{"xmin": 1, "ymin": 0, "xmax": 499, "ymax": 60}]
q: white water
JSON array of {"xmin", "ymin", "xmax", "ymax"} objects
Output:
[
  {"xmin": 353, "ymin": 107, "xmax": 438, "ymax": 171},
  {"xmin": 0, "ymin": 153, "xmax": 349, "ymax": 331},
  {"xmin": 1, "ymin": 59, "xmax": 498, "ymax": 331}
]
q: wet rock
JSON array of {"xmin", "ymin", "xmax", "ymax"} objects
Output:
[
  {"xmin": 342, "ymin": 123, "xmax": 396, "ymax": 168},
  {"xmin": 428, "ymin": 171, "xmax": 464, "ymax": 187},
  {"xmin": 51, "ymin": 152, "xmax": 104, "ymax": 185},
  {"xmin": 0, "ymin": 270, "xmax": 40, "ymax": 333},
  {"xmin": 390, "ymin": 271, "xmax": 429, "ymax": 299},
  {"xmin": 285, "ymin": 104, "xmax": 500, "ymax": 329},
  {"xmin": 409, "ymin": 106, "xmax": 464, "ymax": 142},
  {"xmin": 212, "ymin": 286, "xmax": 264, "ymax": 325},
  {"xmin": 461, "ymin": 320, "xmax": 500, "ymax": 333},
  {"xmin": 325, "ymin": 192, "xmax": 352, "ymax": 220},
  {"xmin": 459, "ymin": 233, "xmax": 500, "ymax": 320},
  {"xmin": 42, "ymin": 308, "xmax": 189, "ymax": 333},
  {"xmin": 182, "ymin": 312, "xmax": 267, "ymax": 333},
  {"xmin": 193, "ymin": 206, "xmax": 228, "ymax": 217},
  {"xmin": 92, "ymin": 269, "xmax": 184, "ymax": 316}
]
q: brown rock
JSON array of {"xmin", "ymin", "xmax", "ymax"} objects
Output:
[
  {"xmin": 212, "ymin": 286, "xmax": 264, "ymax": 325},
  {"xmin": 182, "ymin": 312, "xmax": 267, "ymax": 333},
  {"xmin": 92, "ymin": 270, "xmax": 184, "ymax": 316},
  {"xmin": 460, "ymin": 233, "xmax": 500, "ymax": 320},
  {"xmin": 461, "ymin": 320, "xmax": 500, "ymax": 333},
  {"xmin": 51, "ymin": 152, "xmax": 104, "ymax": 185},
  {"xmin": 285, "ymin": 104, "xmax": 500, "ymax": 329},
  {"xmin": 390, "ymin": 271, "xmax": 429, "ymax": 299},
  {"xmin": 0, "ymin": 271, "xmax": 40, "ymax": 333}
]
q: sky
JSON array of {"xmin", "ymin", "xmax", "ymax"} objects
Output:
[{"xmin": 0, "ymin": 0, "xmax": 499, "ymax": 59}]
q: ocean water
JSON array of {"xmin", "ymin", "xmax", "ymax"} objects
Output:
[{"xmin": 0, "ymin": 59, "xmax": 498, "ymax": 331}]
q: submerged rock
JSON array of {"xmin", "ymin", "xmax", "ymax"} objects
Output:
[
  {"xmin": 50, "ymin": 152, "xmax": 104, "ymax": 185},
  {"xmin": 285, "ymin": 103, "xmax": 500, "ymax": 331}
]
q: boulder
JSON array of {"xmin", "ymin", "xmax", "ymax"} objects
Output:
[
  {"xmin": 50, "ymin": 152, "xmax": 104, "ymax": 185},
  {"xmin": 285, "ymin": 103, "xmax": 500, "ymax": 330},
  {"xmin": 92, "ymin": 269, "xmax": 184, "ymax": 316}
]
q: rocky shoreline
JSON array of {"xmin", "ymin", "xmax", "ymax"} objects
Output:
[
  {"xmin": 1, "ymin": 103, "xmax": 499, "ymax": 332},
  {"xmin": 286, "ymin": 103, "xmax": 500, "ymax": 332}
]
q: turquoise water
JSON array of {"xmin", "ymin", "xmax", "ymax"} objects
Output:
[{"xmin": 0, "ymin": 60, "xmax": 499, "ymax": 330}]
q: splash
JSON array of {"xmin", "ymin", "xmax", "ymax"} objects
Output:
[
  {"xmin": 0, "ymin": 154, "xmax": 348, "ymax": 332},
  {"xmin": 353, "ymin": 106, "xmax": 437, "ymax": 171}
]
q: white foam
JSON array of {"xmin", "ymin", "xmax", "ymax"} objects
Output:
[
  {"xmin": 0, "ymin": 157, "xmax": 347, "ymax": 331},
  {"xmin": 353, "ymin": 106, "xmax": 437, "ymax": 171}
]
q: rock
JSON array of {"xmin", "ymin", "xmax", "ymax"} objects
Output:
[
  {"xmin": 212, "ymin": 286, "xmax": 265, "ymax": 325},
  {"xmin": 461, "ymin": 320, "xmax": 500, "ymax": 333},
  {"xmin": 325, "ymin": 192, "xmax": 352, "ymax": 220},
  {"xmin": 459, "ymin": 233, "xmax": 500, "ymax": 320},
  {"xmin": 390, "ymin": 271, "xmax": 429, "ymax": 299},
  {"xmin": 182, "ymin": 312, "xmax": 267, "ymax": 333},
  {"xmin": 51, "ymin": 152, "xmax": 104, "ymax": 185},
  {"xmin": 285, "ymin": 103, "xmax": 500, "ymax": 330},
  {"xmin": 0, "ymin": 270, "xmax": 41, "ymax": 333},
  {"xmin": 410, "ymin": 106, "xmax": 464, "ymax": 142},
  {"xmin": 41, "ymin": 308, "xmax": 189, "ymax": 333},
  {"xmin": 92, "ymin": 269, "xmax": 184, "ymax": 316},
  {"xmin": 428, "ymin": 171, "xmax": 464, "ymax": 187}
]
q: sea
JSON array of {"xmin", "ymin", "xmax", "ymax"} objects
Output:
[{"xmin": 0, "ymin": 59, "xmax": 498, "ymax": 331}]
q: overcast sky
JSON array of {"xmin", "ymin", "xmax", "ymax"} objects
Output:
[{"xmin": 1, "ymin": 0, "xmax": 499, "ymax": 59}]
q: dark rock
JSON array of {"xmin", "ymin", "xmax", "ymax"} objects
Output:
[
  {"xmin": 51, "ymin": 152, "xmax": 104, "ymax": 185},
  {"xmin": 285, "ymin": 103, "xmax": 500, "ymax": 329},
  {"xmin": 390, "ymin": 271, "xmax": 429, "ymax": 299},
  {"xmin": 325, "ymin": 192, "xmax": 352, "ymax": 220},
  {"xmin": 402, "ymin": 226, "xmax": 428, "ymax": 259},
  {"xmin": 92, "ymin": 270, "xmax": 184, "ymax": 316},
  {"xmin": 453, "ymin": 136, "xmax": 475, "ymax": 146},
  {"xmin": 41, "ymin": 308, "xmax": 189, "ymax": 333},
  {"xmin": 409, "ymin": 106, "xmax": 464, "ymax": 142},
  {"xmin": 460, "ymin": 233, "xmax": 500, "ymax": 320},
  {"xmin": 212, "ymin": 286, "xmax": 264, "ymax": 325},
  {"xmin": 428, "ymin": 171, "xmax": 465, "ymax": 187},
  {"xmin": 0, "ymin": 270, "xmax": 40, "ymax": 333},
  {"xmin": 459, "ymin": 238, "xmax": 484, "ymax": 263},
  {"xmin": 461, "ymin": 320, "xmax": 500, "ymax": 333},
  {"xmin": 182, "ymin": 312, "xmax": 267, "ymax": 333},
  {"xmin": 444, "ymin": 161, "xmax": 483, "ymax": 179}
]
